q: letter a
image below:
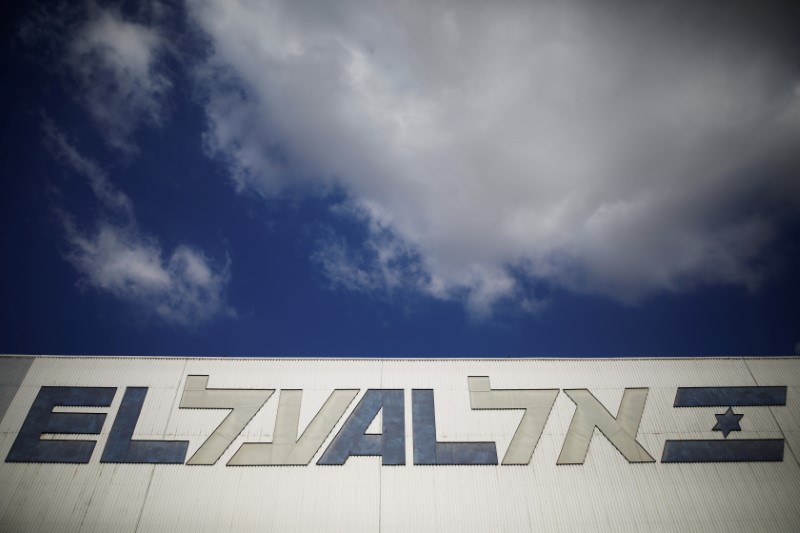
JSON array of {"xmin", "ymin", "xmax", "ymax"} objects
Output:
[
  {"xmin": 557, "ymin": 388, "xmax": 654, "ymax": 464},
  {"xmin": 317, "ymin": 389, "xmax": 405, "ymax": 465}
]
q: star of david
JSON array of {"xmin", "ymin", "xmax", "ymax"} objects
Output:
[{"xmin": 713, "ymin": 406, "xmax": 743, "ymax": 438}]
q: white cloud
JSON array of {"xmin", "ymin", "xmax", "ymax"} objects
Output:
[
  {"xmin": 48, "ymin": 124, "xmax": 233, "ymax": 326},
  {"xmin": 44, "ymin": 119, "xmax": 134, "ymax": 220},
  {"xmin": 190, "ymin": 0, "xmax": 800, "ymax": 313},
  {"xmin": 63, "ymin": 222, "xmax": 231, "ymax": 325},
  {"xmin": 312, "ymin": 220, "xmax": 428, "ymax": 297},
  {"xmin": 67, "ymin": 6, "xmax": 170, "ymax": 152}
]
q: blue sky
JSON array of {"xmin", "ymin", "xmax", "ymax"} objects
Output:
[{"xmin": 2, "ymin": 0, "xmax": 799, "ymax": 357}]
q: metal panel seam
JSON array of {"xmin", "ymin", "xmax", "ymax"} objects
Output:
[
  {"xmin": 0, "ymin": 357, "xmax": 33, "ymax": 427},
  {"xmin": 133, "ymin": 358, "xmax": 188, "ymax": 532},
  {"xmin": 379, "ymin": 358, "xmax": 383, "ymax": 533}
]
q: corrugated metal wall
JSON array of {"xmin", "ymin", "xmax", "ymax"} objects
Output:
[{"xmin": 0, "ymin": 356, "xmax": 798, "ymax": 532}]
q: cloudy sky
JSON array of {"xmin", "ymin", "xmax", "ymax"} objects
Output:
[{"xmin": 2, "ymin": 0, "xmax": 799, "ymax": 356}]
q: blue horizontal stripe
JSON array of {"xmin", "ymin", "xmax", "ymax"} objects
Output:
[
  {"xmin": 661, "ymin": 439, "xmax": 784, "ymax": 462},
  {"xmin": 674, "ymin": 387, "xmax": 786, "ymax": 407}
]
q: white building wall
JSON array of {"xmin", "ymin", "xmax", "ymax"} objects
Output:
[{"xmin": 0, "ymin": 356, "xmax": 798, "ymax": 532}]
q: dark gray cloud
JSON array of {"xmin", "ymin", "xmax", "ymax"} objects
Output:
[
  {"xmin": 187, "ymin": 1, "xmax": 800, "ymax": 312},
  {"xmin": 189, "ymin": 0, "xmax": 800, "ymax": 313}
]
